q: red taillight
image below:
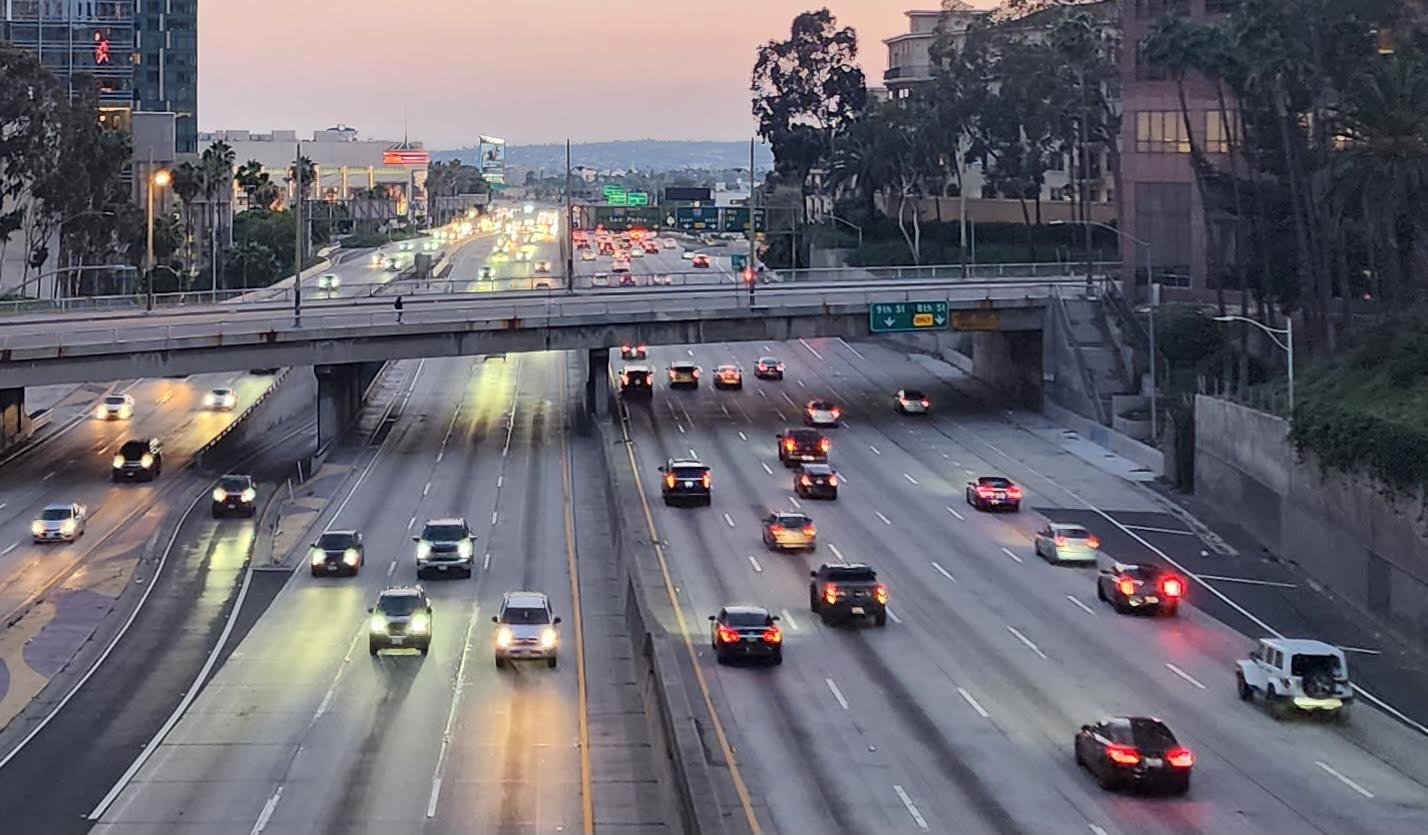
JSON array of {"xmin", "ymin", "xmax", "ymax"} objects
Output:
[
  {"xmin": 1117, "ymin": 578, "xmax": 1136, "ymax": 596},
  {"xmin": 1055, "ymin": 536, "xmax": 1068, "ymax": 547},
  {"xmin": 621, "ymin": 345, "xmax": 630, "ymax": 352},
  {"xmin": 762, "ymin": 626, "xmax": 782, "ymax": 644},
  {"xmin": 637, "ymin": 345, "xmax": 647, "ymax": 353},
  {"xmin": 692, "ymin": 370, "xmax": 701, "ymax": 378},
  {"xmin": 716, "ymin": 625, "xmax": 740, "ymax": 644},
  {"xmin": 977, "ymin": 486, "xmax": 996, "ymax": 498},
  {"xmin": 831, "ymin": 408, "xmax": 841, "ymax": 418},
  {"xmin": 701, "ymin": 472, "xmax": 712, "ymax": 488},
  {"xmin": 769, "ymin": 524, "xmax": 784, "ymax": 534},
  {"xmin": 823, "ymin": 584, "xmax": 839, "ymax": 605},
  {"xmin": 828, "ymin": 474, "xmax": 839, "ymax": 486},
  {"xmin": 801, "ymin": 475, "xmax": 812, "ymax": 486},
  {"xmin": 1161, "ymin": 577, "xmax": 1184, "ymax": 598},
  {"xmin": 1167, "ymin": 747, "xmax": 1194, "ymax": 768},
  {"xmin": 620, "ymin": 373, "xmax": 629, "ymax": 384},
  {"xmin": 1007, "ymin": 486, "xmax": 1023, "ymax": 498},
  {"xmin": 784, "ymin": 439, "xmax": 796, "ymax": 452},
  {"xmin": 1087, "ymin": 535, "xmax": 1101, "ymax": 550},
  {"xmin": 665, "ymin": 473, "xmax": 676, "ymax": 488},
  {"xmin": 1106, "ymin": 744, "xmax": 1141, "ymax": 766},
  {"xmin": 874, "ymin": 584, "xmax": 889, "ymax": 605},
  {"xmin": 921, "ymin": 399, "xmax": 930, "ymax": 407},
  {"xmin": 802, "ymin": 525, "xmax": 816, "ymax": 536},
  {"xmin": 818, "ymin": 438, "xmax": 831, "ymax": 453}
]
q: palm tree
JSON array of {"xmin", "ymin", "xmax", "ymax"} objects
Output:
[
  {"xmin": 200, "ymin": 140, "xmax": 236, "ymax": 291},
  {"xmin": 289, "ymin": 156, "xmax": 317, "ymax": 202},
  {"xmin": 235, "ymin": 159, "xmax": 265, "ymax": 209},
  {"xmin": 170, "ymin": 161, "xmax": 203, "ymax": 279}
]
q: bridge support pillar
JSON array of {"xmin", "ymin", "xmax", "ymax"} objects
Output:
[
  {"xmin": 585, "ymin": 347, "xmax": 609, "ymax": 419},
  {"xmin": 0, "ymin": 387, "xmax": 30, "ymax": 454},
  {"xmin": 972, "ymin": 331, "xmax": 1043, "ymax": 408},
  {"xmin": 315, "ymin": 362, "xmax": 384, "ymax": 451}
]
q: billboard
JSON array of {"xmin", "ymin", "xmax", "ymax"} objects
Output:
[
  {"xmin": 664, "ymin": 186, "xmax": 712, "ymax": 203},
  {"xmin": 478, "ymin": 135, "xmax": 506, "ymax": 184}
]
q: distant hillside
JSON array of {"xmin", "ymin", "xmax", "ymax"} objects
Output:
[{"xmin": 432, "ymin": 140, "xmax": 774, "ymax": 174}]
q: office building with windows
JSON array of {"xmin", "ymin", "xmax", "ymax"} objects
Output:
[
  {"xmin": 134, "ymin": 0, "xmax": 197, "ymax": 153},
  {"xmin": 1, "ymin": 0, "xmax": 137, "ymax": 129}
]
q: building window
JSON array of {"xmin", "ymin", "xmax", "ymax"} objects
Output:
[
  {"xmin": 1135, "ymin": 0, "xmax": 1189, "ymax": 18},
  {"xmin": 1136, "ymin": 111, "xmax": 1191, "ymax": 154},
  {"xmin": 1205, "ymin": 110, "xmax": 1239, "ymax": 154}
]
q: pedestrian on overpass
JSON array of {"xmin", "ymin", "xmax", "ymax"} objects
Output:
[{"xmin": 394, "ymin": 295, "xmax": 404, "ymax": 324}]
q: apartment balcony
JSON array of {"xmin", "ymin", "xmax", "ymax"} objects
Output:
[{"xmin": 883, "ymin": 63, "xmax": 933, "ymax": 85}]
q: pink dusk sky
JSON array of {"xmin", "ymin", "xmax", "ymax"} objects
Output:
[{"xmin": 199, "ymin": 1, "xmax": 996, "ymax": 148}]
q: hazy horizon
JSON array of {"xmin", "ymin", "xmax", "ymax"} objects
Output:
[{"xmin": 198, "ymin": 1, "xmax": 998, "ymax": 148}]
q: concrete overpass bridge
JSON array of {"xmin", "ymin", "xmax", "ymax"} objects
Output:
[{"xmin": 0, "ymin": 276, "xmax": 1089, "ymax": 447}]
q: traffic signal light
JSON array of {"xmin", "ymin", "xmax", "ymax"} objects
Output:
[{"xmin": 742, "ymin": 267, "xmax": 756, "ymax": 284}]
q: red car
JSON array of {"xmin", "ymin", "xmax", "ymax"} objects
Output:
[
  {"xmin": 965, "ymin": 476, "xmax": 1022, "ymax": 511},
  {"xmin": 643, "ymin": 242, "xmax": 660, "ymax": 254},
  {"xmin": 692, "ymin": 254, "xmax": 711, "ymax": 268}
]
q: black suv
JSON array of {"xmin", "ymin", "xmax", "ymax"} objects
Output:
[
  {"xmin": 794, "ymin": 463, "xmax": 838, "ymax": 499},
  {"xmin": 368, "ymin": 586, "xmax": 433, "ymax": 656},
  {"xmin": 620, "ymin": 365, "xmax": 654, "ymax": 397},
  {"xmin": 809, "ymin": 563, "xmax": 888, "ymax": 626},
  {"xmin": 414, "ymin": 518, "xmax": 475, "ymax": 578},
  {"xmin": 660, "ymin": 459, "xmax": 711, "ymax": 506},
  {"xmin": 211, "ymin": 474, "xmax": 257, "ymax": 518},
  {"xmin": 310, "ymin": 530, "xmax": 365, "ymax": 577},
  {"xmin": 113, "ymin": 438, "xmax": 163, "ymax": 482},
  {"xmin": 777, "ymin": 428, "xmax": 829, "ymax": 467}
]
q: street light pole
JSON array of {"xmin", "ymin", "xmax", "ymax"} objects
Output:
[
  {"xmin": 146, "ymin": 168, "xmax": 172, "ymax": 311},
  {"xmin": 294, "ymin": 140, "xmax": 303, "ymax": 326},
  {"xmin": 1213, "ymin": 314, "xmax": 1294, "ymax": 414},
  {"xmin": 565, "ymin": 139, "xmax": 574, "ymax": 294}
]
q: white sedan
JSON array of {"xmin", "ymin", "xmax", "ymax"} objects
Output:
[
  {"xmin": 95, "ymin": 393, "xmax": 134, "ymax": 420},
  {"xmin": 33, "ymin": 502, "xmax": 87, "ymax": 543},
  {"xmin": 203, "ymin": 388, "xmax": 238, "ymax": 411},
  {"xmin": 804, "ymin": 399, "xmax": 842, "ymax": 427},
  {"xmin": 317, "ymin": 273, "xmax": 341, "ymax": 291}
]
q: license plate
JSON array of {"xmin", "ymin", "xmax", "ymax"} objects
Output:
[
  {"xmin": 1145, "ymin": 596, "xmax": 1159, "ymax": 603},
  {"xmin": 851, "ymin": 606, "xmax": 865, "ymax": 615},
  {"xmin": 1144, "ymin": 757, "xmax": 1162, "ymax": 768},
  {"xmin": 995, "ymin": 492, "xmax": 1007, "ymax": 499},
  {"xmin": 684, "ymin": 481, "xmax": 694, "ymax": 487},
  {"xmin": 389, "ymin": 636, "xmax": 405, "ymax": 645},
  {"xmin": 438, "ymin": 565, "xmax": 448, "ymax": 571},
  {"xmin": 327, "ymin": 564, "xmax": 338, "ymax": 572}
]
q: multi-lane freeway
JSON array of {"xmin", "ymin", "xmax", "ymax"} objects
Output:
[{"xmin": 3, "ymin": 217, "xmax": 1427, "ymax": 835}]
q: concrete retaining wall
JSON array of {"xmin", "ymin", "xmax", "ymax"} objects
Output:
[{"xmin": 1195, "ymin": 395, "xmax": 1428, "ymax": 647}]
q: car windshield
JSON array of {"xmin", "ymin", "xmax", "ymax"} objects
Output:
[
  {"xmin": 672, "ymin": 466, "xmax": 708, "ymax": 479},
  {"xmin": 809, "ymin": 401, "xmax": 833, "ymax": 410},
  {"xmin": 759, "ymin": 357, "xmax": 779, "ymax": 365},
  {"xmin": 803, "ymin": 465, "xmax": 832, "ymax": 475},
  {"xmin": 1129, "ymin": 718, "xmax": 1178, "ymax": 750},
  {"xmin": 827, "ymin": 567, "xmax": 877, "ymax": 582},
  {"xmin": 979, "ymin": 477, "xmax": 1013, "ymax": 488},
  {"xmin": 377, "ymin": 595, "xmax": 424, "ymax": 617},
  {"xmin": 104, "ymin": 396, "xmax": 127, "ymax": 406},
  {"xmin": 319, "ymin": 532, "xmax": 355, "ymax": 550},
  {"xmin": 1059, "ymin": 527, "xmax": 1091, "ymax": 540},
  {"xmin": 212, "ymin": 389, "xmax": 232, "ymax": 396},
  {"xmin": 725, "ymin": 610, "xmax": 771, "ymax": 628},
  {"xmin": 625, "ymin": 370, "xmax": 649, "ymax": 379},
  {"xmin": 503, "ymin": 606, "xmax": 549, "ymax": 625},
  {"xmin": 672, "ymin": 363, "xmax": 695, "ymax": 371},
  {"xmin": 902, "ymin": 390, "xmax": 926, "ymax": 399},
  {"xmin": 120, "ymin": 441, "xmax": 149, "ymax": 457},
  {"xmin": 773, "ymin": 514, "xmax": 809, "ymax": 526},
  {"xmin": 41, "ymin": 507, "xmax": 72, "ymax": 521},
  {"xmin": 423, "ymin": 525, "xmax": 467, "ymax": 542},
  {"xmin": 219, "ymin": 477, "xmax": 250, "ymax": 492}
]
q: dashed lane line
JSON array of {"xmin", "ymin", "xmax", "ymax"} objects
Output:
[
  {"xmin": 1006, "ymin": 625, "xmax": 1047, "ymax": 659},
  {"xmin": 957, "ymin": 687, "xmax": 990, "ymax": 719},
  {"xmin": 1316, "ymin": 761, "xmax": 1375, "ymax": 798},
  {"xmin": 825, "ymin": 678, "xmax": 850, "ymax": 710},
  {"xmin": 1165, "ymin": 663, "xmax": 1207, "ymax": 690},
  {"xmin": 1066, "ymin": 595, "xmax": 1095, "ymax": 615},
  {"xmin": 1000, "ymin": 547, "xmax": 1024, "ymax": 564},
  {"xmin": 893, "ymin": 785, "xmax": 929, "ymax": 831},
  {"xmin": 931, "ymin": 562, "xmax": 957, "ymax": 582}
]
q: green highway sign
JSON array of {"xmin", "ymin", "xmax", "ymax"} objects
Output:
[
  {"xmin": 721, "ymin": 207, "xmax": 767, "ymax": 233},
  {"xmin": 627, "ymin": 191, "xmax": 649, "ymax": 206},
  {"xmin": 869, "ymin": 300, "xmax": 950, "ymax": 333},
  {"xmin": 603, "ymin": 185, "xmax": 625, "ymax": 198},
  {"xmin": 675, "ymin": 206, "xmax": 720, "ymax": 231}
]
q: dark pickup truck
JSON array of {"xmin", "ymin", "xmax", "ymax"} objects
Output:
[
  {"xmin": 777, "ymin": 428, "xmax": 829, "ymax": 467},
  {"xmin": 809, "ymin": 563, "xmax": 888, "ymax": 626}
]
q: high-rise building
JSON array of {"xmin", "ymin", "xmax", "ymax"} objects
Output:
[
  {"xmin": 134, "ymin": 0, "xmax": 198, "ymax": 153},
  {"xmin": 1, "ymin": 0, "xmax": 137, "ymax": 130}
]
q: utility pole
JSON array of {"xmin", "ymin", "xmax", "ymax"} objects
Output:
[
  {"xmin": 565, "ymin": 139, "xmax": 574, "ymax": 294},
  {"xmin": 1080, "ymin": 69, "xmax": 1094, "ymax": 291},
  {"xmin": 294, "ymin": 140, "xmax": 303, "ymax": 326},
  {"xmin": 958, "ymin": 158, "xmax": 968, "ymax": 278}
]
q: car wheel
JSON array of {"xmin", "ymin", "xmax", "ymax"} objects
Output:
[
  {"xmin": 662, "ymin": 496, "xmax": 672, "ymax": 507},
  {"xmin": 875, "ymin": 610, "xmax": 888, "ymax": 627},
  {"xmin": 771, "ymin": 653, "xmax": 783, "ymax": 666},
  {"xmin": 547, "ymin": 657, "xmax": 558, "ymax": 669},
  {"xmin": 715, "ymin": 649, "xmax": 728, "ymax": 666},
  {"xmin": 1075, "ymin": 743, "xmax": 1085, "ymax": 768},
  {"xmin": 809, "ymin": 588, "xmax": 819, "ymax": 612},
  {"xmin": 419, "ymin": 644, "xmax": 429, "ymax": 657},
  {"xmin": 1267, "ymin": 687, "xmax": 1286, "ymax": 720},
  {"xmin": 1096, "ymin": 582, "xmax": 1106, "ymax": 601},
  {"xmin": 1111, "ymin": 597, "xmax": 1128, "ymax": 615},
  {"xmin": 369, "ymin": 643, "xmax": 379, "ymax": 656},
  {"xmin": 1161, "ymin": 602, "xmax": 1179, "ymax": 618},
  {"xmin": 495, "ymin": 656, "xmax": 506, "ymax": 670},
  {"xmin": 1236, "ymin": 671, "xmax": 1253, "ymax": 701},
  {"xmin": 1170, "ymin": 775, "xmax": 1191, "ymax": 796},
  {"xmin": 311, "ymin": 568, "xmax": 322, "ymax": 578}
]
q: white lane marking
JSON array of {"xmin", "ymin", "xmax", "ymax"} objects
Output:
[
  {"xmin": 1089, "ymin": 826, "xmax": 1110, "ymax": 835},
  {"xmin": 428, "ymin": 601, "xmax": 483, "ymax": 817},
  {"xmin": 797, "ymin": 379, "xmax": 807, "ymax": 388},
  {"xmin": 886, "ymin": 608, "xmax": 903, "ymax": 624},
  {"xmin": 930, "ymin": 562, "xmax": 957, "ymax": 582},
  {"xmin": 837, "ymin": 338, "xmax": 867, "ymax": 360},
  {"xmin": 436, "ymin": 450, "xmax": 444, "ymax": 463},
  {"xmin": 780, "ymin": 392, "xmax": 799, "ymax": 409},
  {"xmin": 837, "ymin": 471, "xmax": 850, "ymax": 484},
  {"xmin": 1341, "ymin": 646, "xmax": 1382, "ymax": 655},
  {"xmin": 799, "ymin": 338, "xmax": 824, "ymax": 360},
  {"xmin": 945, "ymin": 506, "xmax": 965, "ymax": 521},
  {"xmin": 686, "ymin": 349, "xmax": 694, "ymax": 357},
  {"xmin": 825, "ymin": 678, "xmax": 850, "ymax": 710},
  {"xmin": 407, "ymin": 516, "xmax": 416, "ymax": 531},
  {"xmin": 386, "ymin": 561, "xmax": 397, "ymax": 578},
  {"xmin": 689, "ymin": 448, "xmax": 698, "ymax": 459},
  {"xmin": 1122, "ymin": 524, "xmax": 1196, "ymax": 536},
  {"xmin": 483, "ymin": 551, "xmax": 491, "ymax": 570},
  {"xmin": 774, "ymin": 409, "xmax": 787, "ymax": 421},
  {"xmin": 1198, "ymin": 574, "xmax": 1298, "ymax": 589},
  {"xmin": 957, "ymin": 687, "xmax": 990, "ymax": 719},
  {"xmin": 677, "ymin": 424, "xmax": 686, "ymax": 434},
  {"xmin": 757, "ymin": 388, "xmax": 767, "ymax": 398},
  {"xmin": 964, "ymin": 468, "xmax": 977, "ymax": 476},
  {"xmin": 893, "ymin": 785, "xmax": 929, "ymax": 831},
  {"xmin": 761, "ymin": 462, "xmax": 774, "ymax": 475},
  {"xmin": 781, "ymin": 610, "xmax": 799, "ymax": 631},
  {"xmin": 738, "ymin": 431, "xmax": 747, "ymax": 441},
  {"xmin": 497, "ymin": 475, "xmax": 504, "ymax": 489},
  {"xmin": 902, "ymin": 473, "xmax": 918, "ymax": 485},
  {"xmin": 0, "ymin": 502, "xmax": 5, "ymax": 510},
  {"xmin": 787, "ymin": 496, "xmax": 801, "ymax": 509},
  {"xmin": 1000, "ymin": 547, "xmax": 1024, "ymax": 564},
  {"xmin": 1066, "ymin": 595, "xmax": 1096, "ymax": 615},
  {"xmin": 747, "ymin": 555, "xmax": 763, "ymax": 573},
  {"xmin": 869, "ymin": 444, "xmax": 882, "ymax": 455},
  {"xmin": 1006, "ymin": 626, "xmax": 1047, "ymax": 659},
  {"xmin": 2, "ymin": 543, "xmax": 16, "ymax": 556},
  {"xmin": 1316, "ymin": 761, "xmax": 1375, "ymax": 798},
  {"xmin": 491, "ymin": 511, "xmax": 499, "ymax": 526},
  {"xmin": 42, "ymin": 471, "xmax": 54, "ymax": 481},
  {"xmin": 314, "ymin": 688, "xmax": 336, "ymax": 721},
  {"xmin": 251, "ymin": 787, "xmax": 283, "ymax": 835},
  {"xmin": 1165, "ymin": 663, "xmax": 1207, "ymax": 690},
  {"xmin": 762, "ymin": 344, "xmax": 772, "ymax": 352},
  {"xmin": 827, "ymin": 544, "xmax": 848, "ymax": 564},
  {"xmin": 723, "ymin": 513, "xmax": 736, "ymax": 528},
  {"xmin": 422, "ymin": 482, "xmax": 431, "ymax": 497},
  {"xmin": 874, "ymin": 511, "xmax": 892, "ymax": 526},
  {"xmin": 721, "ymin": 404, "xmax": 731, "ymax": 418}
]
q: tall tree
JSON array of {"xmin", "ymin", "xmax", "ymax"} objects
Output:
[
  {"xmin": 200, "ymin": 140, "xmax": 235, "ymax": 290},
  {"xmin": 0, "ymin": 42, "xmax": 66, "ymax": 291}
]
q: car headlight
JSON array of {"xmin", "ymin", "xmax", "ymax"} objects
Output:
[
  {"xmin": 212, "ymin": 488, "xmax": 227, "ymax": 502},
  {"xmin": 140, "ymin": 453, "xmax": 154, "ymax": 468},
  {"xmin": 112, "ymin": 454, "xmax": 124, "ymax": 469},
  {"xmin": 496, "ymin": 627, "xmax": 513, "ymax": 648},
  {"xmin": 310, "ymin": 548, "xmax": 325, "ymax": 566},
  {"xmin": 120, "ymin": 407, "xmax": 131, "ymax": 418},
  {"xmin": 369, "ymin": 615, "xmax": 388, "ymax": 634},
  {"xmin": 409, "ymin": 613, "xmax": 430, "ymax": 634},
  {"xmin": 61, "ymin": 519, "xmax": 76, "ymax": 535},
  {"xmin": 540, "ymin": 628, "xmax": 558, "ymax": 649},
  {"xmin": 342, "ymin": 548, "xmax": 359, "ymax": 566},
  {"xmin": 241, "ymin": 488, "xmax": 257, "ymax": 503},
  {"xmin": 31, "ymin": 520, "xmax": 44, "ymax": 536},
  {"xmin": 457, "ymin": 539, "xmax": 473, "ymax": 559},
  {"xmin": 203, "ymin": 395, "xmax": 216, "ymax": 406},
  {"xmin": 95, "ymin": 406, "xmax": 107, "ymax": 419},
  {"xmin": 416, "ymin": 541, "xmax": 431, "ymax": 560}
]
